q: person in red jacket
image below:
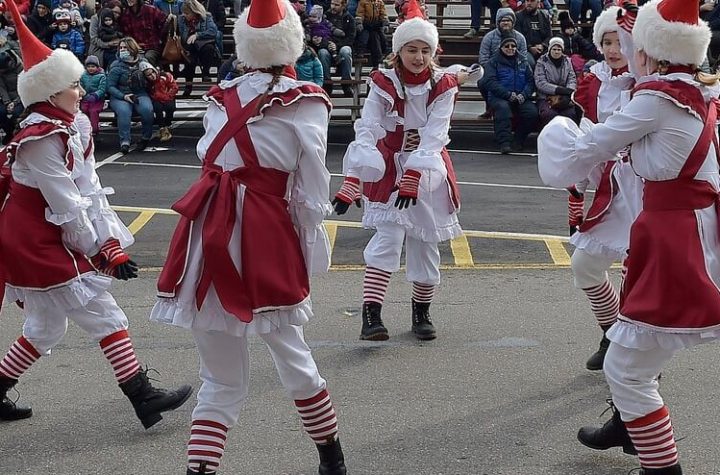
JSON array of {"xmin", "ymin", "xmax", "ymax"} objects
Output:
[
  {"xmin": 117, "ymin": 0, "xmax": 170, "ymax": 65},
  {"xmin": 140, "ymin": 61, "xmax": 178, "ymax": 142}
]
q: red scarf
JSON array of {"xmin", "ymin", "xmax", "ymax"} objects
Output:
[
  {"xmin": 611, "ymin": 65, "xmax": 629, "ymax": 77},
  {"xmin": 31, "ymin": 102, "xmax": 75, "ymax": 126},
  {"xmin": 665, "ymin": 65, "xmax": 696, "ymax": 76},
  {"xmin": 249, "ymin": 65, "xmax": 298, "ymax": 80},
  {"xmin": 401, "ymin": 67, "xmax": 432, "ymax": 85}
]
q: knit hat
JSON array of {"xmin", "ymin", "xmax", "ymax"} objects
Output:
[
  {"xmin": 495, "ymin": 7, "xmax": 516, "ymax": 26},
  {"xmin": 85, "ymin": 55, "xmax": 100, "ymax": 66},
  {"xmin": 36, "ymin": 0, "xmax": 52, "ymax": 9},
  {"xmin": 592, "ymin": 6, "xmax": 621, "ymax": 50},
  {"xmin": 308, "ymin": 4, "xmax": 323, "ymax": 21},
  {"xmin": 4, "ymin": 0, "xmax": 84, "ymax": 106},
  {"xmin": 499, "ymin": 35, "xmax": 517, "ymax": 49},
  {"xmin": 548, "ymin": 37, "xmax": 564, "ymax": 52},
  {"xmin": 559, "ymin": 11, "xmax": 574, "ymax": 31},
  {"xmin": 53, "ymin": 8, "xmax": 72, "ymax": 23},
  {"xmin": 233, "ymin": 0, "xmax": 305, "ymax": 69},
  {"xmin": 138, "ymin": 61, "xmax": 156, "ymax": 73},
  {"xmin": 632, "ymin": 0, "xmax": 711, "ymax": 66},
  {"xmin": 392, "ymin": 0, "xmax": 439, "ymax": 54}
]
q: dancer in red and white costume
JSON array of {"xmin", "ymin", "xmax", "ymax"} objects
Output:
[
  {"xmin": 0, "ymin": 0, "xmax": 192, "ymax": 427},
  {"xmin": 539, "ymin": 0, "xmax": 718, "ymax": 472},
  {"xmin": 149, "ymin": 1, "xmax": 346, "ymax": 474},
  {"xmin": 333, "ymin": 0, "xmax": 479, "ymax": 341},
  {"xmin": 564, "ymin": 4, "xmax": 643, "ymax": 370}
]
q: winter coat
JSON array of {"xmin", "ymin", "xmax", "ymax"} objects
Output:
[
  {"xmin": 327, "ymin": 9, "xmax": 356, "ymax": 49},
  {"xmin": 149, "ymin": 72, "xmax": 179, "ymax": 103},
  {"xmin": 198, "ymin": 0, "xmax": 225, "ymax": 30},
  {"xmin": 153, "ymin": 0, "xmax": 184, "ymax": 15},
  {"xmin": 118, "ymin": 3, "xmax": 167, "ymax": 51},
  {"xmin": 514, "ymin": 8, "xmax": 552, "ymax": 48},
  {"xmin": 355, "ymin": 0, "xmax": 387, "ymax": 25},
  {"xmin": 80, "ymin": 69, "xmax": 107, "ymax": 100},
  {"xmin": 295, "ymin": 49, "xmax": 324, "ymax": 86},
  {"xmin": 0, "ymin": 49, "xmax": 21, "ymax": 105},
  {"xmin": 533, "ymin": 54, "xmax": 576, "ymax": 99},
  {"xmin": 106, "ymin": 58, "xmax": 149, "ymax": 99},
  {"xmin": 559, "ymin": 32, "xmax": 602, "ymax": 61},
  {"xmin": 483, "ymin": 50, "xmax": 535, "ymax": 103},
  {"xmin": 478, "ymin": 9, "xmax": 528, "ymax": 65},
  {"xmin": 97, "ymin": 9, "xmax": 123, "ymax": 43},
  {"xmin": 178, "ymin": 13, "xmax": 219, "ymax": 50},
  {"xmin": 26, "ymin": 9, "xmax": 54, "ymax": 45},
  {"xmin": 306, "ymin": 18, "xmax": 333, "ymax": 41},
  {"xmin": 51, "ymin": 28, "xmax": 85, "ymax": 57}
]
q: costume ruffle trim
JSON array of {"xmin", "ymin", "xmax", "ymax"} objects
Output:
[
  {"xmin": 570, "ymin": 232, "xmax": 626, "ymax": 261},
  {"xmin": 45, "ymin": 197, "xmax": 93, "ymax": 225},
  {"xmin": 6, "ymin": 272, "xmax": 112, "ymax": 312},
  {"xmin": 343, "ymin": 141, "xmax": 386, "ymax": 182},
  {"xmin": 608, "ymin": 319, "xmax": 720, "ymax": 351},
  {"xmin": 362, "ymin": 201, "xmax": 463, "ymax": 243},
  {"xmin": 149, "ymin": 296, "xmax": 314, "ymax": 337}
]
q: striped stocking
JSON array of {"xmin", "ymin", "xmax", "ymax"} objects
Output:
[
  {"xmin": 295, "ymin": 388, "xmax": 339, "ymax": 444},
  {"xmin": 583, "ymin": 280, "xmax": 619, "ymax": 328},
  {"xmin": 412, "ymin": 282, "xmax": 435, "ymax": 304},
  {"xmin": 363, "ymin": 267, "xmax": 392, "ymax": 305},
  {"xmin": 187, "ymin": 419, "xmax": 228, "ymax": 474},
  {"xmin": 626, "ymin": 406, "xmax": 679, "ymax": 469},
  {"xmin": 0, "ymin": 336, "xmax": 41, "ymax": 380},
  {"xmin": 99, "ymin": 330, "xmax": 141, "ymax": 384}
]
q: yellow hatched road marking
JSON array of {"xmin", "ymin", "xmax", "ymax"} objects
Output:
[
  {"xmin": 325, "ymin": 223, "xmax": 338, "ymax": 254},
  {"xmin": 544, "ymin": 239, "xmax": 571, "ymax": 266},
  {"xmin": 127, "ymin": 211, "xmax": 156, "ymax": 235},
  {"xmin": 450, "ymin": 234, "xmax": 474, "ymax": 267}
]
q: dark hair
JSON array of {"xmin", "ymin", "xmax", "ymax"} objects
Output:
[{"xmin": 255, "ymin": 66, "xmax": 286, "ymax": 114}]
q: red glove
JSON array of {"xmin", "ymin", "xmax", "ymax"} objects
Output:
[
  {"xmin": 331, "ymin": 176, "xmax": 361, "ymax": 215},
  {"xmin": 91, "ymin": 239, "xmax": 138, "ymax": 280},
  {"xmin": 567, "ymin": 186, "xmax": 584, "ymax": 235},
  {"xmin": 394, "ymin": 169, "xmax": 421, "ymax": 210}
]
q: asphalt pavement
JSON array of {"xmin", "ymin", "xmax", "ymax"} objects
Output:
[{"xmin": 1, "ymin": 126, "xmax": 719, "ymax": 474}]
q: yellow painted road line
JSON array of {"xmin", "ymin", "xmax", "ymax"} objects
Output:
[
  {"xmin": 544, "ymin": 239, "xmax": 572, "ymax": 266},
  {"xmin": 127, "ymin": 211, "xmax": 156, "ymax": 235},
  {"xmin": 450, "ymin": 234, "xmax": 475, "ymax": 267},
  {"xmin": 114, "ymin": 205, "xmax": 177, "ymax": 215},
  {"xmin": 325, "ymin": 223, "xmax": 338, "ymax": 254}
]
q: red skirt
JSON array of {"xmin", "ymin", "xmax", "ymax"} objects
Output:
[{"xmin": 0, "ymin": 181, "xmax": 94, "ymax": 289}]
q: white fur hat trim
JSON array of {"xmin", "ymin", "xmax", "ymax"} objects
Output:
[
  {"xmin": 233, "ymin": 0, "xmax": 304, "ymax": 69},
  {"xmin": 392, "ymin": 17, "xmax": 439, "ymax": 54},
  {"xmin": 593, "ymin": 6, "xmax": 621, "ymax": 50},
  {"xmin": 17, "ymin": 48, "xmax": 84, "ymax": 107},
  {"xmin": 633, "ymin": 0, "xmax": 711, "ymax": 67}
]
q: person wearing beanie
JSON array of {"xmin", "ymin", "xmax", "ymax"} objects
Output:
[
  {"xmin": 140, "ymin": 61, "xmax": 178, "ymax": 142},
  {"xmin": 26, "ymin": 0, "xmax": 54, "ymax": 46},
  {"xmin": 50, "ymin": 10, "xmax": 85, "ymax": 59},
  {"xmin": 557, "ymin": 10, "xmax": 603, "ymax": 77},
  {"xmin": 333, "ymin": 0, "xmax": 466, "ymax": 342},
  {"xmin": 478, "ymin": 8, "xmax": 528, "ymax": 66},
  {"xmin": 534, "ymin": 36, "xmax": 578, "ymax": 126},
  {"xmin": 79, "ymin": 54, "xmax": 107, "ymax": 135},
  {"xmin": 150, "ymin": 1, "xmax": 346, "ymax": 473},
  {"xmin": 0, "ymin": 0, "xmax": 192, "ymax": 429},
  {"xmin": 549, "ymin": 4, "xmax": 641, "ymax": 373},
  {"xmin": 482, "ymin": 32, "xmax": 538, "ymax": 153},
  {"xmin": 540, "ymin": 1, "xmax": 718, "ymax": 472}
]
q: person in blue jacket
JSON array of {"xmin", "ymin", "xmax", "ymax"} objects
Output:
[
  {"xmin": 481, "ymin": 34, "xmax": 538, "ymax": 153},
  {"xmin": 51, "ymin": 11, "xmax": 84, "ymax": 59}
]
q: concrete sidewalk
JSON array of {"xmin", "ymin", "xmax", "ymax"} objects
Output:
[{"xmin": 0, "ymin": 269, "xmax": 718, "ymax": 474}]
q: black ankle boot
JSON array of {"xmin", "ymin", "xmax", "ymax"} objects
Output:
[
  {"xmin": 640, "ymin": 464, "xmax": 682, "ymax": 474},
  {"xmin": 119, "ymin": 369, "xmax": 193, "ymax": 429},
  {"xmin": 411, "ymin": 300, "xmax": 436, "ymax": 340},
  {"xmin": 360, "ymin": 302, "xmax": 388, "ymax": 341},
  {"xmin": 586, "ymin": 335, "xmax": 610, "ymax": 371},
  {"xmin": 577, "ymin": 401, "xmax": 637, "ymax": 455},
  {"xmin": 317, "ymin": 438, "xmax": 346, "ymax": 475},
  {"xmin": 0, "ymin": 376, "xmax": 32, "ymax": 421}
]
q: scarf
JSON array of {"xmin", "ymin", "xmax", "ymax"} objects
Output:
[
  {"xmin": 400, "ymin": 66, "xmax": 431, "ymax": 85},
  {"xmin": 31, "ymin": 102, "xmax": 75, "ymax": 126}
]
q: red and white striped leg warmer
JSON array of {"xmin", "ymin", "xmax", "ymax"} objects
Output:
[
  {"xmin": 187, "ymin": 419, "xmax": 228, "ymax": 474},
  {"xmin": 363, "ymin": 267, "xmax": 392, "ymax": 305},
  {"xmin": 412, "ymin": 282, "xmax": 436, "ymax": 304},
  {"xmin": 583, "ymin": 280, "xmax": 619, "ymax": 327},
  {"xmin": 0, "ymin": 336, "xmax": 41, "ymax": 380},
  {"xmin": 99, "ymin": 330, "xmax": 141, "ymax": 384},
  {"xmin": 625, "ymin": 406, "xmax": 679, "ymax": 469},
  {"xmin": 295, "ymin": 389, "xmax": 339, "ymax": 444}
]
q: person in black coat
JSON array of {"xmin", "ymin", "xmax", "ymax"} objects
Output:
[
  {"xmin": 515, "ymin": 0, "xmax": 552, "ymax": 65},
  {"xmin": 26, "ymin": 0, "xmax": 54, "ymax": 46}
]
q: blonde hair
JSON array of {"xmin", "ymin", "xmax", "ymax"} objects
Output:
[{"xmin": 181, "ymin": 0, "xmax": 207, "ymax": 18}]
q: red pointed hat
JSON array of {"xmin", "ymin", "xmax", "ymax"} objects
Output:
[
  {"xmin": 1, "ymin": 0, "xmax": 83, "ymax": 106},
  {"xmin": 392, "ymin": 0, "xmax": 438, "ymax": 54},
  {"xmin": 233, "ymin": 0, "xmax": 304, "ymax": 69},
  {"xmin": 633, "ymin": 0, "xmax": 710, "ymax": 66}
]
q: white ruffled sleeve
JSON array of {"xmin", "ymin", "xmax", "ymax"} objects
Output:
[
  {"xmin": 404, "ymin": 86, "xmax": 457, "ymax": 192},
  {"xmin": 17, "ymin": 135, "xmax": 100, "ymax": 257},
  {"xmin": 342, "ymin": 84, "xmax": 391, "ymax": 182},
  {"xmin": 290, "ymin": 99, "xmax": 333, "ymax": 275}
]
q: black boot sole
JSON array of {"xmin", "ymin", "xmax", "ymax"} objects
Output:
[
  {"xmin": 576, "ymin": 431, "xmax": 638, "ymax": 455},
  {"xmin": 139, "ymin": 385, "xmax": 193, "ymax": 429},
  {"xmin": 412, "ymin": 329, "xmax": 436, "ymax": 341},
  {"xmin": 360, "ymin": 330, "xmax": 389, "ymax": 341},
  {"xmin": 0, "ymin": 408, "xmax": 33, "ymax": 421}
]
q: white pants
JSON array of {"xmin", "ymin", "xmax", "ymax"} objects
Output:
[
  {"xmin": 571, "ymin": 248, "xmax": 616, "ymax": 289},
  {"xmin": 191, "ymin": 325, "xmax": 326, "ymax": 428},
  {"xmin": 363, "ymin": 223, "xmax": 441, "ymax": 285},
  {"xmin": 604, "ymin": 342, "xmax": 676, "ymax": 421},
  {"xmin": 22, "ymin": 291, "xmax": 129, "ymax": 354}
]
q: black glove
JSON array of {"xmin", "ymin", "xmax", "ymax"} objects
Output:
[
  {"xmin": 115, "ymin": 260, "xmax": 139, "ymax": 280},
  {"xmin": 555, "ymin": 86, "xmax": 574, "ymax": 95},
  {"xmin": 331, "ymin": 177, "xmax": 361, "ymax": 215}
]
